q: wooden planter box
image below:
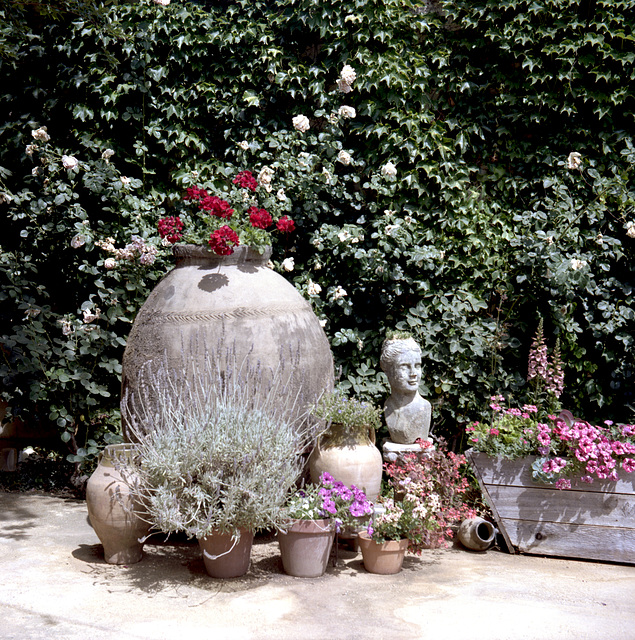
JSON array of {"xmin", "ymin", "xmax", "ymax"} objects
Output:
[{"xmin": 466, "ymin": 450, "xmax": 635, "ymax": 564}]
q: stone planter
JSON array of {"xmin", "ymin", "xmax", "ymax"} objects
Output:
[
  {"xmin": 466, "ymin": 450, "xmax": 635, "ymax": 564},
  {"xmin": 277, "ymin": 518, "xmax": 335, "ymax": 578},
  {"xmin": 121, "ymin": 245, "xmax": 333, "ymax": 438}
]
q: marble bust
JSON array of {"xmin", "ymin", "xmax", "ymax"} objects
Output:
[{"xmin": 380, "ymin": 337, "xmax": 431, "ymax": 445}]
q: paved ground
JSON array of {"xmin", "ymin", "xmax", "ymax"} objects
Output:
[{"xmin": 1, "ymin": 491, "xmax": 635, "ymax": 640}]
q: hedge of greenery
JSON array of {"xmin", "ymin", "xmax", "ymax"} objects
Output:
[{"xmin": 1, "ymin": 0, "xmax": 633, "ymax": 465}]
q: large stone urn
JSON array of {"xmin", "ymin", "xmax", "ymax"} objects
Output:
[{"xmin": 121, "ymin": 245, "xmax": 334, "ymax": 437}]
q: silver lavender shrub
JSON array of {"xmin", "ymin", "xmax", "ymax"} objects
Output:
[{"xmin": 121, "ymin": 348, "xmax": 321, "ymax": 539}]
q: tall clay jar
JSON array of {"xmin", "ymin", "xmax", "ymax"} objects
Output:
[
  {"xmin": 121, "ymin": 245, "xmax": 334, "ymax": 438},
  {"xmin": 86, "ymin": 443, "xmax": 150, "ymax": 565},
  {"xmin": 309, "ymin": 424, "xmax": 383, "ymax": 502}
]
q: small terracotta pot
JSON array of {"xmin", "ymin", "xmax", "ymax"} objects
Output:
[
  {"xmin": 85, "ymin": 443, "xmax": 150, "ymax": 565},
  {"xmin": 357, "ymin": 531, "xmax": 408, "ymax": 574},
  {"xmin": 199, "ymin": 529, "xmax": 254, "ymax": 578},
  {"xmin": 278, "ymin": 518, "xmax": 335, "ymax": 578}
]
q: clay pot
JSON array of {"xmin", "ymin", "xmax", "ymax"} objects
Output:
[
  {"xmin": 278, "ymin": 519, "xmax": 335, "ymax": 578},
  {"xmin": 357, "ymin": 531, "xmax": 409, "ymax": 574},
  {"xmin": 199, "ymin": 529, "xmax": 254, "ymax": 578},
  {"xmin": 121, "ymin": 245, "xmax": 333, "ymax": 439},
  {"xmin": 457, "ymin": 517, "xmax": 496, "ymax": 551},
  {"xmin": 85, "ymin": 444, "xmax": 150, "ymax": 564},
  {"xmin": 309, "ymin": 423, "xmax": 382, "ymax": 502}
]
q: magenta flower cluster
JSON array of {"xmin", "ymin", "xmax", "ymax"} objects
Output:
[{"xmin": 317, "ymin": 472, "xmax": 373, "ymax": 531}]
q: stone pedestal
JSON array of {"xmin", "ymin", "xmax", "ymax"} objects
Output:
[{"xmin": 382, "ymin": 440, "xmax": 428, "ymax": 463}]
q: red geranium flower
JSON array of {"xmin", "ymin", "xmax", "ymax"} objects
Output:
[
  {"xmin": 248, "ymin": 206, "xmax": 273, "ymax": 229},
  {"xmin": 233, "ymin": 170, "xmax": 258, "ymax": 192},
  {"xmin": 276, "ymin": 215, "xmax": 295, "ymax": 233},
  {"xmin": 208, "ymin": 225, "xmax": 240, "ymax": 255},
  {"xmin": 199, "ymin": 195, "xmax": 234, "ymax": 219},
  {"xmin": 183, "ymin": 186, "xmax": 208, "ymax": 201},
  {"xmin": 157, "ymin": 216, "xmax": 184, "ymax": 243}
]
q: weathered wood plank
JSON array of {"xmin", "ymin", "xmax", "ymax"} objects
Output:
[
  {"xmin": 467, "ymin": 451, "xmax": 635, "ymax": 494},
  {"xmin": 486, "ymin": 485, "xmax": 635, "ymax": 528},
  {"xmin": 466, "ymin": 450, "xmax": 635, "ymax": 564},
  {"xmin": 500, "ymin": 519, "xmax": 635, "ymax": 564}
]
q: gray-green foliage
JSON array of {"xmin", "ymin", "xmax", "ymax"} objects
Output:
[
  {"xmin": 1, "ymin": 0, "xmax": 633, "ymax": 454},
  {"xmin": 123, "ymin": 356, "xmax": 316, "ymax": 538}
]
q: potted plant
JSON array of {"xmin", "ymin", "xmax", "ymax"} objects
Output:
[
  {"xmin": 308, "ymin": 391, "xmax": 383, "ymax": 501},
  {"xmin": 358, "ymin": 438, "xmax": 476, "ymax": 573},
  {"xmin": 121, "ymin": 354, "xmax": 316, "ymax": 578},
  {"xmin": 465, "ymin": 321, "xmax": 635, "ymax": 563}
]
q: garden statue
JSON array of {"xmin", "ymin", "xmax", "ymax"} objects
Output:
[{"xmin": 380, "ymin": 336, "xmax": 431, "ymax": 459}]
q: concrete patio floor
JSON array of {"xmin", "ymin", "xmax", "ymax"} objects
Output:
[{"xmin": 1, "ymin": 491, "xmax": 634, "ymax": 640}]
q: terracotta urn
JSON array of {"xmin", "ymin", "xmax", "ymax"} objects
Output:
[
  {"xmin": 199, "ymin": 529, "xmax": 254, "ymax": 578},
  {"xmin": 85, "ymin": 443, "xmax": 150, "ymax": 564}
]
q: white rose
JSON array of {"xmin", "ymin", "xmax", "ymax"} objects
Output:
[
  {"xmin": 567, "ymin": 152, "xmax": 582, "ymax": 170},
  {"xmin": 120, "ymin": 176, "xmax": 131, "ymax": 186},
  {"xmin": 62, "ymin": 155, "xmax": 79, "ymax": 170},
  {"xmin": 102, "ymin": 149, "xmax": 114, "ymax": 161},
  {"xmin": 276, "ymin": 188, "xmax": 286, "ymax": 201},
  {"xmin": 26, "ymin": 144, "xmax": 38, "ymax": 156},
  {"xmin": 340, "ymin": 64, "xmax": 356, "ymax": 85},
  {"xmin": 104, "ymin": 258, "xmax": 117, "ymax": 269},
  {"xmin": 32, "ymin": 127, "xmax": 50, "ymax": 142},
  {"xmin": 153, "ymin": 0, "xmax": 170, "ymax": 5},
  {"xmin": 292, "ymin": 115, "xmax": 310, "ymax": 132},
  {"xmin": 337, "ymin": 150, "xmax": 352, "ymax": 165},
  {"xmin": 238, "ymin": 140, "xmax": 249, "ymax": 150},
  {"xmin": 381, "ymin": 161, "xmax": 397, "ymax": 177},
  {"xmin": 570, "ymin": 258, "xmax": 587, "ymax": 270},
  {"xmin": 70, "ymin": 234, "xmax": 85, "ymax": 249},
  {"xmin": 281, "ymin": 257, "xmax": 295, "ymax": 272},
  {"xmin": 338, "ymin": 230, "xmax": 351, "ymax": 242},
  {"xmin": 307, "ymin": 281, "xmax": 322, "ymax": 296},
  {"xmin": 82, "ymin": 308, "xmax": 101, "ymax": 324},
  {"xmin": 258, "ymin": 166, "xmax": 274, "ymax": 186},
  {"xmin": 336, "ymin": 79, "xmax": 352, "ymax": 93},
  {"xmin": 338, "ymin": 105, "xmax": 356, "ymax": 119},
  {"xmin": 626, "ymin": 222, "xmax": 635, "ymax": 238},
  {"xmin": 322, "ymin": 168, "xmax": 332, "ymax": 183},
  {"xmin": 332, "ymin": 286, "xmax": 347, "ymax": 299}
]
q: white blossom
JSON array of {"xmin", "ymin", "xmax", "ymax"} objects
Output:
[
  {"xmin": 314, "ymin": 261, "xmax": 322, "ymax": 270},
  {"xmin": 336, "ymin": 79, "xmax": 353, "ymax": 94},
  {"xmin": 70, "ymin": 234, "xmax": 85, "ymax": 249},
  {"xmin": 24, "ymin": 308, "xmax": 41, "ymax": 319},
  {"xmin": 567, "ymin": 152, "xmax": 582, "ymax": 170},
  {"xmin": 570, "ymin": 258, "xmax": 587, "ymax": 271},
  {"xmin": 62, "ymin": 155, "xmax": 79, "ymax": 170},
  {"xmin": 281, "ymin": 257, "xmax": 295, "ymax": 272},
  {"xmin": 153, "ymin": 0, "xmax": 170, "ymax": 5},
  {"xmin": 385, "ymin": 224, "xmax": 400, "ymax": 235},
  {"xmin": 82, "ymin": 308, "xmax": 101, "ymax": 324},
  {"xmin": 58, "ymin": 319, "xmax": 73, "ymax": 336},
  {"xmin": 258, "ymin": 166, "xmax": 274, "ymax": 191},
  {"xmin": 25, "ymin": 144, "xmax": 38, "ymax": 156},
  {"xmin": 384, "ymin": 209, "xmax": 396, "ymax": 217},
  {"xmin": 120, "ymin": 176, "xmax": 131, "ymax": 186},
  {"xmin": 298, "ymin": 152, "xmax": 311, "ymax": 168},
  {"xmin": 238, "ymin": 140, "xmax": 249, "ymax": 150},
  {"xmin": 337, "ymin": 150, "xmax": 352, "ymax": 165},
  {"xmin": 0, "ymin": 192, "xmax": 13, "ymax": 204},
  {"xmin": 340, "ymin": 64, "xmax": 356, "ymax": 85},
  {"xmin": 32, "ymin": 167, "xmax": 39, "ymax": 176},
  {"xmin": 307, "ymin": 281, "xmax": 322, "ymax": 296},
  {"xmin": 322, "ymin": 168, "xmax": 332, "ymax": 183},
  {"xmin": 627, "ymin": 222, "xmax": 635, "ymax": 238},
  {"xmin": 104, "ymin": 258, "xmax": 117, "ymax": 269},
  {"xmin": 292, "ymin": 114, "xmax": 310, "ymax": 133},
  {"xmin": 102, "ymin": 149, "xmax": 114, "ymax": 161},
  {"xmin": 276, "ymin": 188, "xmax": 287, "ymax": 201},
  {"xmin": 332, "ymin": 286, "xmax": 348, "ymax": 300},
  {"xmin": 32, "ymin": 127, "xmax": 50, "ymax": 142},
  {"xmin": 381, "ymin": 161, "xmax": 397, "ymax": 177},
  {"xmin": 337, "ymin": 230, "xmax": 351, "ymax": 242},
  {"xmin": 338, "ymin": 105, "xmax": 356, "ymax": 119},
  {"xmin": 191, "ymin": 170, "xmax": 199, "ymax": 180},
  {"xmin": 319, "ymin": 318, "xmax": 327, "ymax": 327}
]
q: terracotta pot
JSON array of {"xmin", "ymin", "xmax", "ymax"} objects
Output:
[
  {"xmin": 278, "ymin": 519, "xmax": 335, "ymax": 578},
  {"xmin": 85, "ymin": 444, "xmax": 150, "ymax": 565},
  {"xmin": 121, "ymin": 245, "xmax": 333, "ymax": 438},
  {"xmin": 357, "ymin": 531, "xmax": 409, "ymax": 574},
  {"xmin": 308, "ymin": 423, "xmax": 382, "ymax": 502},
  {"xmin": 457, "ymin": 517, "xmax": 496, "ymax": 551},
  {"xmin": 199, "ymin": 529, "xmax": 254, "ymax": 578}
]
